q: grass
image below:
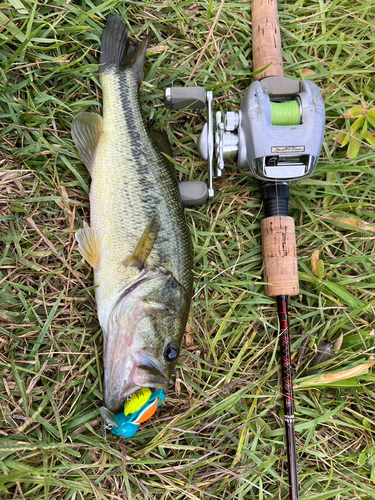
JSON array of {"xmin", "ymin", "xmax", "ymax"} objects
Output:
[{"xmin": 1, "ymin": 0, "xmax": 375, "ymax": 498}]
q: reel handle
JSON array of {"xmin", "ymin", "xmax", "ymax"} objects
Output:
[{"xmin": 252, "ymin": 0, "xmax": 284, "ymax": 80}]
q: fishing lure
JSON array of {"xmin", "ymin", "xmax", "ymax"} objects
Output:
[{"xmin": 100, "ymin": 388, "xmax": 165, "ymax": 438}]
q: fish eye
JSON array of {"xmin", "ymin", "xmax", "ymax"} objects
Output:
[{"xmin": 164, "ymin": 343, "xmax": 180, "ymax": 362}]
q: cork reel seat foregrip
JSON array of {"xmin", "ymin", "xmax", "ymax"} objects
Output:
[{"xmin": 261, "ymin": 183, "xmax": 299, "ymax": 297}]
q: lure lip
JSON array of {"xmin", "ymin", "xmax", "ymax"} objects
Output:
[{"xmin": 100, "ymin": 406, "xmax": 121, "ymax": 431}]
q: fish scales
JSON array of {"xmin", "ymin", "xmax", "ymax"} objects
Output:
[
  {"xmin": 72, "ymin": 14, "xmax": 193, "ymax": 412},
  {"xmin": 93, "ymin": 69, "xmax": 192, "ymax": 314}
]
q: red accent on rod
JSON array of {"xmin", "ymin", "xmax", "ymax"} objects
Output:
[{"xmin": 277, "ymin": 295, "xmax": 298, "ymax": 500}]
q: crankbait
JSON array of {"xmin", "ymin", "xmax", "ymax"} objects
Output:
[{"xmin": 100, "ymin": 388, "xmax": 165, "ymax": 438}]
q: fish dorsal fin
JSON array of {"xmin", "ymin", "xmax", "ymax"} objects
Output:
[
  {"xmin": 71, "ymin": 112, "xmax": 103, "ymax": 174},
  {"xmin": 100, "ymin": 14, "xmax": 149, "ymax": 83},
  {"xmin": 75, "ymin": 224, "xmax": 101, "ymax": 270},
  {"xmin": 125, "ymin": 217, "xmax": 160, "ymax": 270}
]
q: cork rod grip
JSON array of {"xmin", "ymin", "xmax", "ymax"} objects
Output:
[
  {"xmin": 261, "ymin": 216, "xmax": 299, "ymax": 297},
  {"xmin": 252, "ymin": 0, "xmax": 284, "ymax": 80}
]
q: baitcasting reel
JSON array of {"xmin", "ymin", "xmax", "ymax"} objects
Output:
[{"xmin": 166, "ymin": 76, "xmax": 325, "ymax": 205}]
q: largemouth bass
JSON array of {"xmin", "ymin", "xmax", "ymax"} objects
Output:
[{"xmin": 71, "ymin": 14, "xmax": 193, "ymax": 413}]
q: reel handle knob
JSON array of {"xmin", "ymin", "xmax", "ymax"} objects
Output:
[
  {"xmin": 164, "ymin": 87, "xmax": 206, "ymax": 110},
  {"xmin": 164, "ymin": 88, "xmax": 240, "ymax": 199},
  {"xmin": 178, "ymin": 181, "xmax": 208, "ymax": 206}
]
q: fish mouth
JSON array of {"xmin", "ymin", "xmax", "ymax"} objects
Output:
[{"xmin": 104, "ymin": 353, "xmax": 169, "ymax": 413}]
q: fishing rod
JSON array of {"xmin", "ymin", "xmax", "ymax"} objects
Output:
[
  {"xmin": 164, "ymin": 1, "xmax": 325, "ymax": 498},
  {"xmin": 251, "ymin": 2, "xmax": 299, "ymax": 497}
]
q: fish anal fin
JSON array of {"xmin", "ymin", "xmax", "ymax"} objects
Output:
[
  {"xmin": 71, "ymin": 112, "xmax": 103, "ymax": 174},
  {"xmin": 124, "ymin": 217, "xmax": 160, "ymax": 270},
  {"xmin": 76, "ymin": 225, "xmax": 101, "ymax": 270}
]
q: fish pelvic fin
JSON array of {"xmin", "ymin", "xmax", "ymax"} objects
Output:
[
  {"xmin": 125, "ymin": 217, "xmax": 160, "ymax": 270},
  {"xmin": 100, "ymin": 14, "xmax": 149, "ymax": 83},
  {"xmin": 71, "ymin": 112, "xmax": 103, "ymax": 174},
  {"xmin": 76, "ymin": 224, "xmax": 101, "ymax": 271}
]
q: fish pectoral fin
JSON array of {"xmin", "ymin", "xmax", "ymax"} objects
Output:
[
  {"xmin": 76, "ymin": 225, "xmax": 101, "ymax": 270},
  {"xmin": 71, "ymin": 112, "xmax": 103, "ymax": 174},
  {"xmin": 125, "ymin": 217, "xmax": 160, "ymax": 270}
]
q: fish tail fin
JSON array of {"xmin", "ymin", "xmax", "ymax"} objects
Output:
[{"xmin": 100, "ymin": 14, "xmax": 149, "ymax": 83}]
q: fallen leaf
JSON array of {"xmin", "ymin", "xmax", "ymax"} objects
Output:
[
  {"xmin": 367, "ymin": 108, "xmax": 375, "ymax": 128},
  {"xmin": 184, "ymin": 333, "xmax": 195, "ymax": 347},
  {"xmin": 317, "ymin": 260, "xmax": 324, "ymax": 280},
  {"xmin": 336, "ymin": 131, "xmax": 350, "ymax": 147},
  {"xmin": 185, "ymin": 3, "xmax": 199, "ymax": 15},
  {"xmin": 349, "ymin": 115, "xmax": 366, "ymax": 134},
  {"xmin": 344, "ymin": 105, "xmax": 364, "ymax": 119},
  {"xmin": 311, "ymin": 250, "xmax": 324, "ymax": 279},
  {"xmin": 347, "ymin": 133, "xmax": 361, "ymax": 159},
  {"xmin": 301, "ymin": 68, "xmax": 316, "ymax": 77},
  {"xmin": 186, "ymin": 320, "xmax": 194, "ymax": 335},
  {"xmin": 365, "ymin": 131, "xmax": 375, "ymax": 146},
  {"xmin": 147, "ymin": 45, "xmax": 169, "ymax": 55},
  {"xmin": 311, "ymin": 250, "xmax": 320, "ymax": 276},
  {"xmin": 323, "ymin": 214, "xmax": 375, "ymax": 233},
  {"xmin": 294, "ymin": 361, "xmax": 375, "ymax": 389},
  {"xmin": 333, "ymin": 333, "xmax": 343, "ymax": 351},
  {"xmin": 175, "ymin": 376, "xmax": 181, "ymax": 396}
]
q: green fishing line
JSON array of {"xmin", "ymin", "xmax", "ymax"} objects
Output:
[{"xmin": 270, "ymin": 100, "xmax": 301, "ymax": 126}]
